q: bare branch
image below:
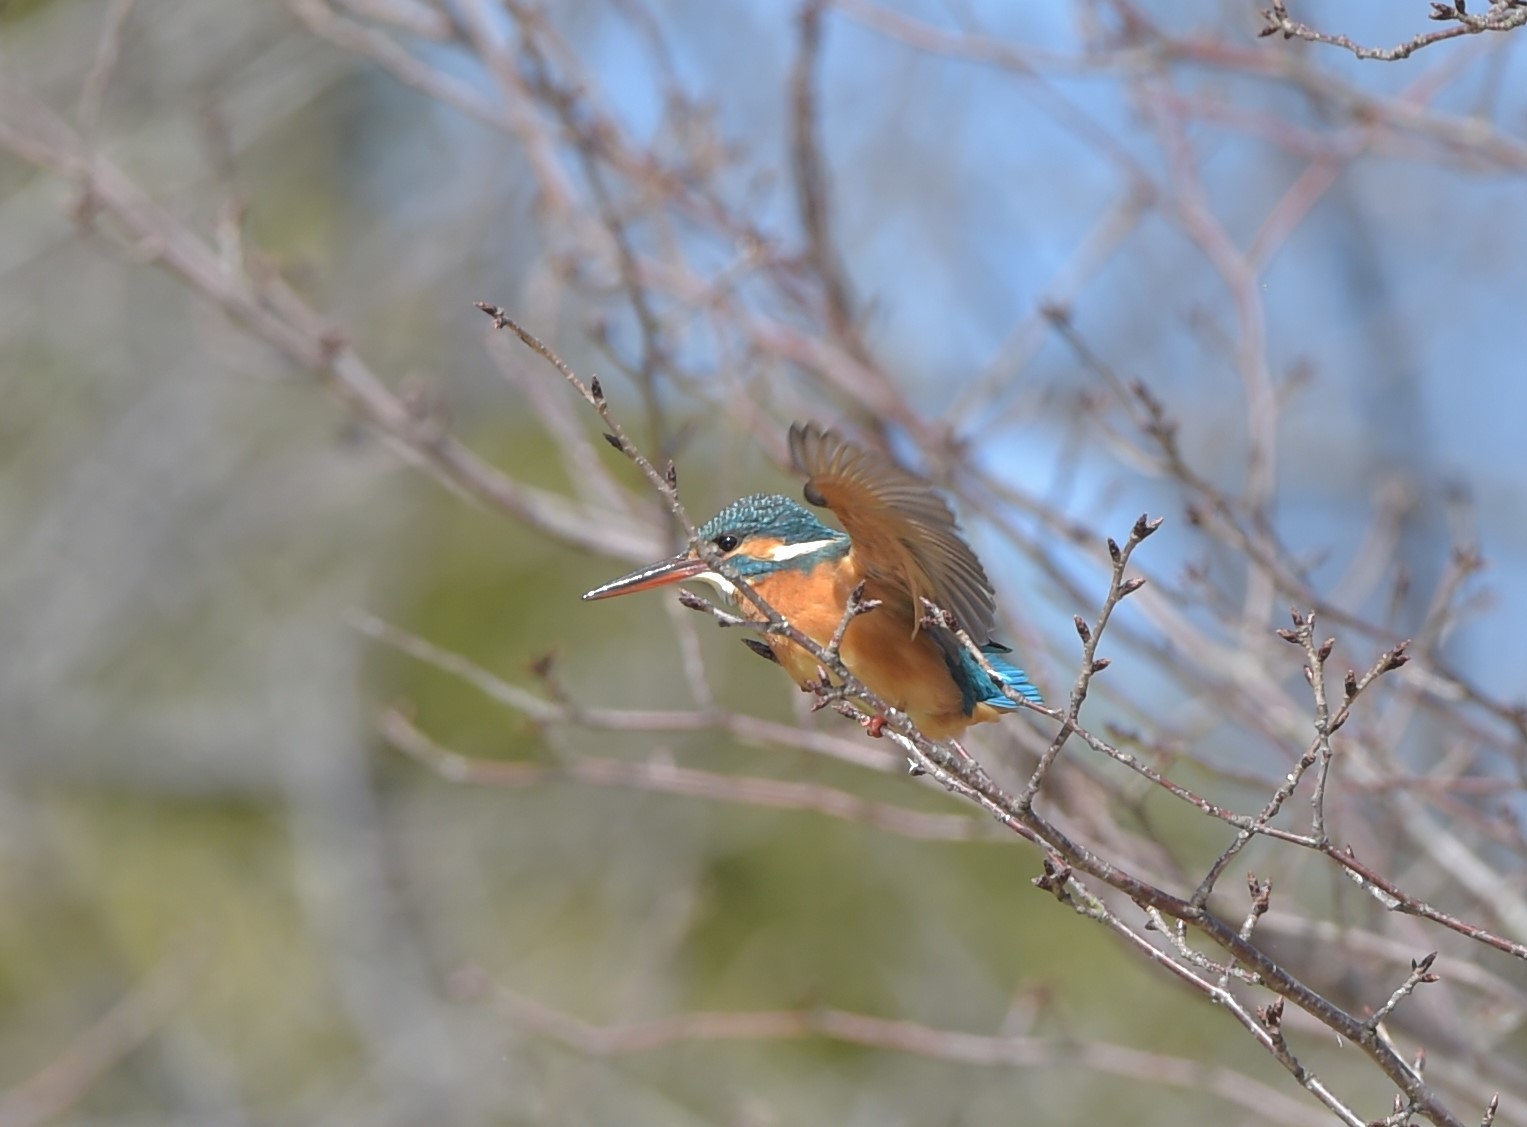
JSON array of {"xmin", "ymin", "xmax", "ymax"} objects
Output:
[
  {"xmin": 0, "ymin": 940, "xmax": 207, "ymax": 1127},
  {"xmin": 378, "ymin": 707, "xmax": 988, "ymax": 843},
  {"xmin": 461, "ymin": 974, "xmax": 1336, "ymax": 1127},
  {"xmin": 1261, "ymin": 1, "xmax": 1527, "ymax": 61}
]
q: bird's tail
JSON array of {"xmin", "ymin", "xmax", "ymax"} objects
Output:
[{"xmin": 979, "ymin": 645, "xmax": 1044, "ymax": 707}]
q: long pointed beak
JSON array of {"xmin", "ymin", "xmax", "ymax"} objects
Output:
[{"xmin": 582, "ymin": 553, "xmax": 709, "ymax": 601}]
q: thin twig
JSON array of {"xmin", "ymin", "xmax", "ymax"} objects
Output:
[
  {"xmin": 1260, "ymin": 1, "xmax": 1527, "ymax": 62},
  {"xmin": 1017, "ymin": 513, "xmax": 1160, "ymax": 809},
  {"xmin": 1191, "ymin": 628, "xmax": 1412, "ymax": 908},
  {"xmin": 1364, "ymin": 952, "xmax": 1440, "ymax": 1034}
]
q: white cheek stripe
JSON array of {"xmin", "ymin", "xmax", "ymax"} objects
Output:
[{"xmin": 762, "ymin": 538, "xmax": 840, "ymax": 562}]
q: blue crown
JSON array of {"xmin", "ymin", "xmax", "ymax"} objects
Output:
[{"xmin": 698, "ymin": 493, "xmax": 839, "ymax": 547}]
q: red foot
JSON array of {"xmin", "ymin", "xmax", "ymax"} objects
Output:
[{"xmin": 865, "ymin": 716, "xmax": 887, "ymax": 738}]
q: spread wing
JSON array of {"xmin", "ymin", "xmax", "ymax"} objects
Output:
[{"xmin": 788, "ymin": 422, "xmax": 998, "ymax": 642}]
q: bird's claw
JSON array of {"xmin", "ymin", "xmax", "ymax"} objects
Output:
[{"xmin": 802, "ymin": 675, "xmax": 833, "ymax": 711}]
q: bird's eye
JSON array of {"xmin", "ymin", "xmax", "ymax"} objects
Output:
[{"xmin": 714, "ymin": 534, "xmax": 739, "ymax": 553}]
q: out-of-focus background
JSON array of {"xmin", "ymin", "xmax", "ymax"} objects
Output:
[{"xmin": 2, "ymin": 2, "xmax": 1525, "ymax": 1124}]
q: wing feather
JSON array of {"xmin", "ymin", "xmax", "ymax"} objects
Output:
[{"xmin": 788, "ymin": 423, "xmax": 998, "ymax": 641}]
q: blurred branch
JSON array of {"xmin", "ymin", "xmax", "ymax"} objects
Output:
[
  {"xmin": 451, "ymin": 0, "xmax": 579, "ymax": 216},
  {"xmin": 460, "ymin": 972, "xmax": 1334, "ymax": 1127},
  {"xmin": 835, "ymin": 0, "xmax": 1149, "ymax": 178},
  {"xmin": 0, "ymin": 939, "xmax": 207, "ymax": 1127},
  {"xmin": 378, "ymin": 707, "xmax": 995, "ymax": 843},
  {"xmin": 75, "ymin": 0, "xmax": 139, "ymax": 140},
  {"xmin": 287, "ymin": 0, "xmax": 506, "ymax": 127},
  {"xmin": 356, "ymin": 613, "xmax": 901, "ymax": 772},
  {"xmin": 791, "ymin": 1, "xmax": 875, "ymax": 374},
  {"xmin": 0, "ymin": 90, "xmax": 658, "ymax": 565}
]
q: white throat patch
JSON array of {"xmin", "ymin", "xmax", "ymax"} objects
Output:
[{"xmin": 690, "ymin": 570, "xmax": 740, "ymax": 601}]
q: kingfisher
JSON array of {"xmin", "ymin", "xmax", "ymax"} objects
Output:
[{"xmin": 583, "ymin": 423, "xmax": 1042, "ymax": 740}]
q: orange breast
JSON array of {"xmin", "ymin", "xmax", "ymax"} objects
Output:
[{"xmin": 749, "ymin": 560, "xmax": 991, "ymax": 740}]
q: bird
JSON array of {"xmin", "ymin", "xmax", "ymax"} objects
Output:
[{"xmin": 582, "ymin": 423, "xmax": 1042, "ymax": 740}]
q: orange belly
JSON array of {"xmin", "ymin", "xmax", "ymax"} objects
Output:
[{"xmin": 749, "ymin": 566, "xmax": 993, "ymax": 740}]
